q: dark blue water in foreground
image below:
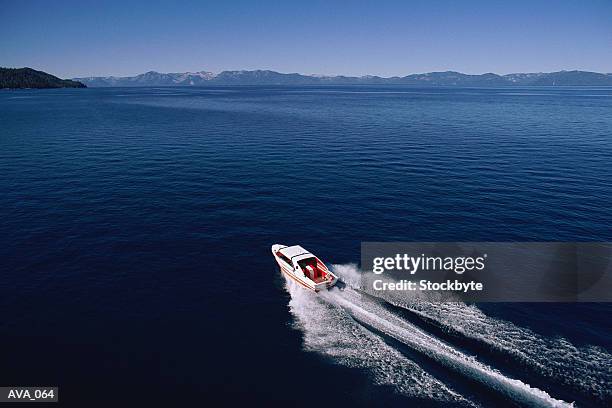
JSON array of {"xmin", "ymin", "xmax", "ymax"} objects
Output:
[{"xmin": 1, "ymin": 86, "xmax": 611, "ymax": 407}]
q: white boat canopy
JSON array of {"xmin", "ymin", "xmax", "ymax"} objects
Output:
[{"xmin": 279, "ymin": 245, "xmax": 311, "ymax": 260}]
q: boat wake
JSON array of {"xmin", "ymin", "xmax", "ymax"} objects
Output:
[
  {"xmin": 285, "ymin": 275, "xmax": 473, "ymax": 406},
  {"xmin": 284, "ymin": 264, "xmax": 612, "ymax": 407}
]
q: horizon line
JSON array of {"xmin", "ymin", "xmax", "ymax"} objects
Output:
[{"xmin": 68, "ymin": 67, "xmax": 612, "ymax": 79}]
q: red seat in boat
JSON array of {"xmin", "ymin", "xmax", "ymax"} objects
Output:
[
  {"xmin": 304, "ymin": 265, "xmax": 315, "ymax": 280},
  {"xmin": 311, "ymin": 261, "xmax": 325, "ymax": 280},
  {"xmin": 302, "ymin": 259, "xmax": 326, "ymax": 281}
]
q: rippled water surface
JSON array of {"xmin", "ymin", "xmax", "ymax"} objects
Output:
[{"xmin": 1, "ymin": 86, "xmax": 611, "ymax": 406}]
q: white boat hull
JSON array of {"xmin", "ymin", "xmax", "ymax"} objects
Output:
[{"xmin": 272, "ymin": 244, "xmax": 339, "ymax": 292}]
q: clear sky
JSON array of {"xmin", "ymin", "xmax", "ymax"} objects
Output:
[{"xmin": 1, "ymin": 0, "xmax": 611, "ymax": 78}]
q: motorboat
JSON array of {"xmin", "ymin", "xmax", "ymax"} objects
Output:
[{"xmin": 272, "ymin": 244, "xmax": 339, "ymax": 292}]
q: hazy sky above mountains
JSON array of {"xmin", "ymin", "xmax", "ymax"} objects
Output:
[{"xmin": 1, "ymin": 0, "xmax": 611, "ymax": 78}]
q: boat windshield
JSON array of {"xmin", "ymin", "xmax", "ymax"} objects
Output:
[
  {"xmin": 298, "ymin": 257, "xmax": 317, "ymax": 269},
  {"xmin": 276, "ymin": 252, "xmax": 292, "ymax": 266}
]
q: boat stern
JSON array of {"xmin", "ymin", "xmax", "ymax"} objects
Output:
[{"xmin": 314, "ymin": 273, "xmax": 340, "ymax": 292}]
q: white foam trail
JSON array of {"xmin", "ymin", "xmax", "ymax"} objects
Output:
[
  {"xmin": 391, "ymin": 301, "xmax": 611, "ymax": 401},
  {"xmin": 331, "ymin": 263, "xmax": 362, "ymax": 288},
  {"xmin": 322, "ymin": 287, "xmax": 573, "ymax": 407},
  {"xmin": 333, "ymin": 264, "xmax": 611, "ymax": 402},
  {"xmin": 284, "ymin": 277, "xmax": 475, "ymax": 405}
]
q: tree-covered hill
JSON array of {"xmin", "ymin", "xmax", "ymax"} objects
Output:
[{"xmin": 1, "ymin": 67, "xmax": 86, "ymax": 89}]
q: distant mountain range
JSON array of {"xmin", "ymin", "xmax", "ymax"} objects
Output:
[
  {"xmin": 1, "ymin": 67, "xmax": 86, "ymax": 89},
  {"xmin": 73, "ymin": 69, "xmax": 612, "ymax": 87}
]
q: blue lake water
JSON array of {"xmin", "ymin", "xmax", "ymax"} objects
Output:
[{"xmin": 1, "ymin": 86, "xmax": 611, "ymax": 407}]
